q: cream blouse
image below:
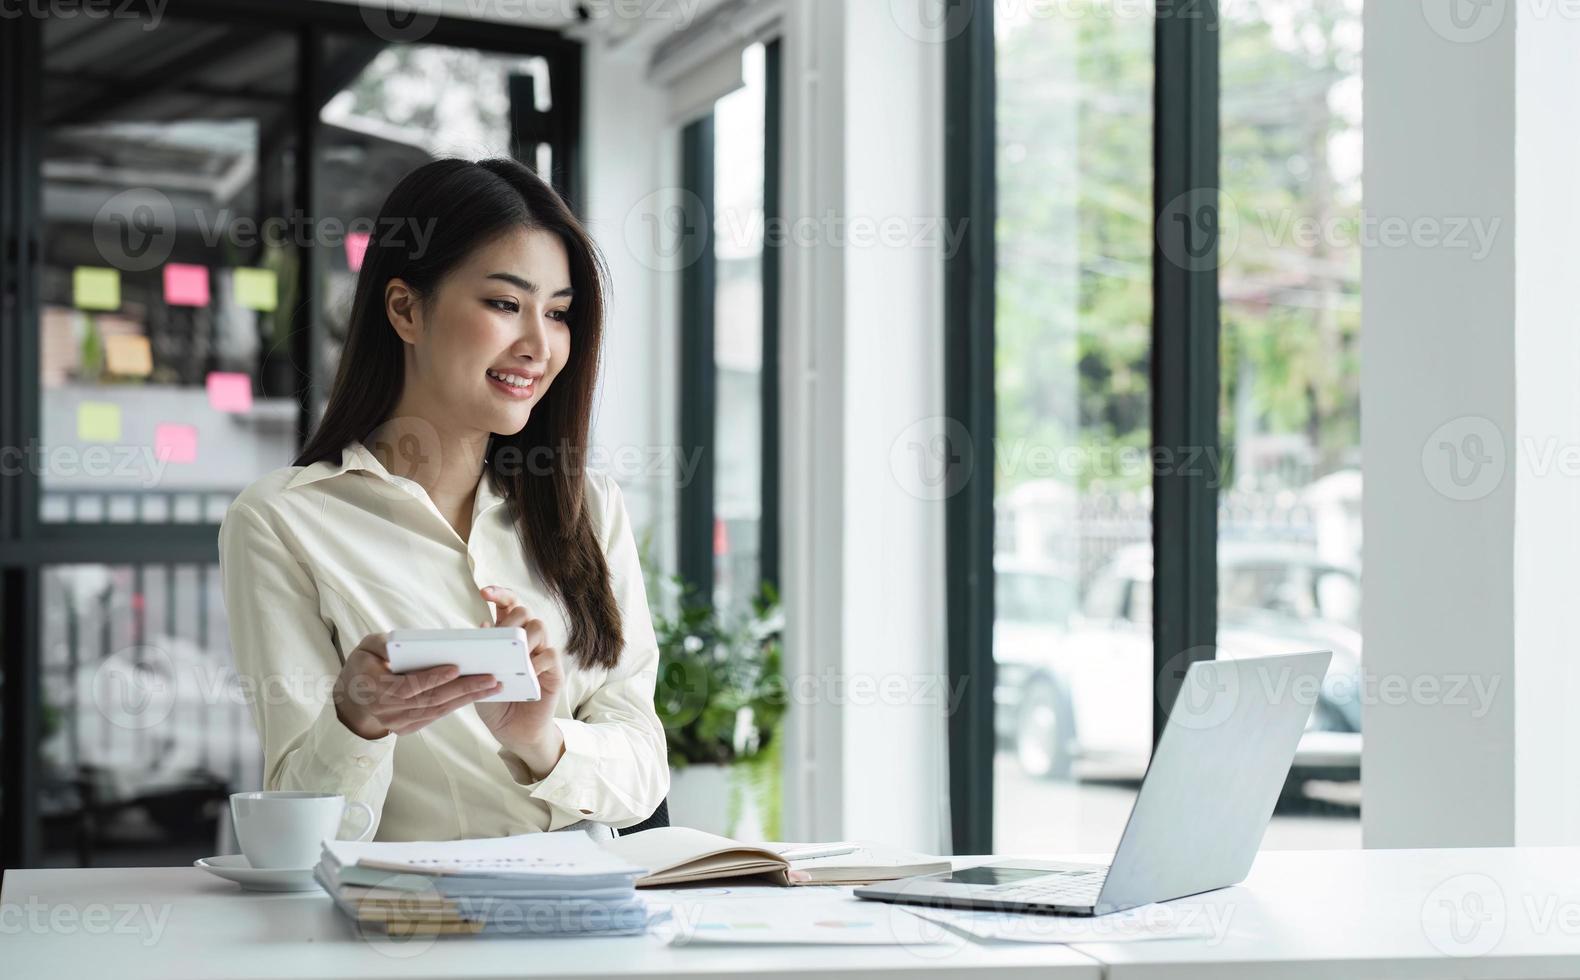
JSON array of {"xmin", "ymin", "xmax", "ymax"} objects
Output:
[{"xmin": 217, "ymin": 440, "xmax": 669, "ymax": 841}]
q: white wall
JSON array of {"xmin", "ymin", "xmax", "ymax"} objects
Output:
[
  {"xmin": 582, "ymin": 39, "xmax": 675, "ymax": 553},
  {"xmin": 1511, "ymin": 0, "xmax": 1580, "ymax": 846},
  {"xmin": 834, "ymin": 0, "xmax": 949, "ymax": 853},
  {"xmin": 1363, "ymin": 0, "xmax": 1580, "ymax": 847}
]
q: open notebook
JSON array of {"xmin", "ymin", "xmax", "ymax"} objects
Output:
[{"xmin": 599, "ymin": 827, "xmax": 949, "ymax": 887}]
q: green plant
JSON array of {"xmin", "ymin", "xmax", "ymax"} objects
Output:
[
  {"xmin": 646, "ymin": 567, "xmax": 785, "ymax": 771},
  {"xmin": 732, "ymin": 728, "xmax": 782, "ymax": 840}
]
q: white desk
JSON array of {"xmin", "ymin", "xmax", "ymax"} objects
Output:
[
  {"xmin": 0, "ymin": 865, "xmax": 1100, "ymax": 980},
  {"xmin": 1064, "ymin": 846, "xmax": 1580, "ymax": 979},
  {"xmin": 9, "ymin": 847, "xmax": 1580, "ymax": 980}
]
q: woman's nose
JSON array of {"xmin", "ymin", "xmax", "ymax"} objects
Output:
[{"xmin": 514, "ymin": 314, "xmax": 552, "ymax": 358}]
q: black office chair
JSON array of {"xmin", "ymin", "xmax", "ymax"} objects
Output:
[{"xmin": 617, "ymin": 797, "xmax": 669, "ymax": 836}]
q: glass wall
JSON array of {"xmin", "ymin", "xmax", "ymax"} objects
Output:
[
  {"xmin": 990, "ymin": 0, "xmax": 1363, "ymax": 852},
  {"xmin": 40, "ymin": 563, "xmax": 254, "ymax": 867},
  {"xmin": 1219, "ymin": 0, "xmax": 1364, "ymax": 842},
  {"xmin": 32, "ymin": 17, "xmax": 301, "ymax": 861},
  {"xmin": 990, "ymin": 4, "xmax": 1156, "ymax": 855},
  {"xmin": 12, "ymin": 6, "xmax": 576, "ymax": 868},
  {"xmin": 37, "ymin": 19, "xmax": 302, "ymax": 524}
]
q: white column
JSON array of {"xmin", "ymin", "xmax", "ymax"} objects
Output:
[
  {"xmin": 1509, "ymin": 0, "xmax": 1580, "ymax": 846},
  {"xmin": 778, "ymin": 0, "xmax": 950, "ymax": 852},
  {"xmin": 1362, "ymin": 0, "xmax": 1580, "ymax": 847}
]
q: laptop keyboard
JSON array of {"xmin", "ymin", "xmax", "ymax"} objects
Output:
[{"xmin": 989, "ymin": 868, "xmax": 1108, "ymax": 905}]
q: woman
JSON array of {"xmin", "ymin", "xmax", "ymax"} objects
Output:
[{"xmin": 218, "ymin": 158, "xmax": 668, "ymax": 842}]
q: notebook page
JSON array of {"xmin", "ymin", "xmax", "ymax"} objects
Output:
[{"xmin": 324, "ymin": 829, "xmax": 647, "ymax": 878}]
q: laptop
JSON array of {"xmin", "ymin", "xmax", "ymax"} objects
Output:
[{"xmin": 855, "ymin": 649, "xmax": 1332, "ymax": 916}]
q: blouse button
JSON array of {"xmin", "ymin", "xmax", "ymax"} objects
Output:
[{"xmin": 355, "ymin": 755, "xmax": 372, "ymax": 768}]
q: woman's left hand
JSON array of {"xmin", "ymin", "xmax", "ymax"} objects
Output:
[{"xmin": 473, "ymin": 585, "xmax": 566, "ymax": 779}]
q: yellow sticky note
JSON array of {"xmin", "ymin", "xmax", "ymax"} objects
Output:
[
  {"xmin": 233, "ymin": 268, "xmax": 278, "ymax": 311},
  {"xmin": 104, "ymin": 334, "xmax": 153, "ymax": 378},
  {"xmin": 77, "ymin": 401, "xmax": 122, "ymax": 442},
  {"xmin": 74, "ymin": 267, "xmax": 120, "ymax": 311}
]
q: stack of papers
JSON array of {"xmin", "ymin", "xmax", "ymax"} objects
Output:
[{"xmin": 315, "ymin": 830, "xmax": 658, "ymax": 937}]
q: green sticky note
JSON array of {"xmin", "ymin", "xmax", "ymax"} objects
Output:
[
  {"xmin": 233, "ymin": 267, "xmax": 278, "ymax": 311},
  {"xmin": 74, "ymin": 267, "xmax": 121, "ymax": 311},
  {"xmin": 77, "ymin": 401, "xmax": 122, "ymax": 442}
]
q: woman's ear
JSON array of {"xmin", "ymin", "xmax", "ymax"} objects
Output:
[{"xmin": 385, "ymin": 278, "xmax": 422, "ymax": 344}]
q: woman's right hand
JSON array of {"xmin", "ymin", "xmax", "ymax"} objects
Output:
[{"xmin": 332, "ymin": 631, "xmax": 501, "ymax": 739}]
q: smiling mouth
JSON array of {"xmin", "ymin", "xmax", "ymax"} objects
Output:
[{"xmin": 486, "ymin": 368, "xmax": 538, "ymax": 398}]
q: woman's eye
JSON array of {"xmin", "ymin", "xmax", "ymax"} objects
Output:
[
  {"xmin": 487, "ymin": 298, "xmax": 520, "ymax": 314},
  {"xmin": 547, "ymin": 309, "xmax": 570, "ymax": 322}
]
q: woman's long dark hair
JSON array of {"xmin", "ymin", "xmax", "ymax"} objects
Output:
[{"xmin": 296, "ymin": 158, "xmax": 623, "ymax": 669}]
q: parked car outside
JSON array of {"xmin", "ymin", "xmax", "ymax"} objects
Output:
[{"xmin": 994, "ymin": 543, "xmax": 1362, "ymax": 781}]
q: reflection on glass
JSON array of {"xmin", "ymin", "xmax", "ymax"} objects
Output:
[
  {"xmin": 317, "ymin": 44, "xmax": 554, "ymax": 396},
  {"xmin": 321, "ymin": 45, "xmax": 549, "ymax": 159},
  {"xmin": 710, "ymin": 44, "xmax": 767, "ymax": 618},
  {"xmin": 39, "ymin": 564, "xmax": 259, "ymax": 867},
  {"xmin": 39, "ymin": 22, "xmax": 302, "ymax": 523},
  {"xmin": 30, "ymin": 14, "xmax": 571, "ymax": 871}
]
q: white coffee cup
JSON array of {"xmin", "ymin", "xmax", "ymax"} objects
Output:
[{"xmin": 230, "ymin": 791, "xmax": 375, "ymax": 869}]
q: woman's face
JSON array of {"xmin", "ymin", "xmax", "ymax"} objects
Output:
[{"xmin": 390, "ymin": 226, "xmax": 573, "ymax": 438}]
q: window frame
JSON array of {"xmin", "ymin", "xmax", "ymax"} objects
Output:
[{"xmin": 942, "ymin": 4, "xmax": 998, "ymax": 857}]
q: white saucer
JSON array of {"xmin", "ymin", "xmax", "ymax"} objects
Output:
[{"xmin": 195, "ymin": 855, "xmax": 320, "ymax": 892}]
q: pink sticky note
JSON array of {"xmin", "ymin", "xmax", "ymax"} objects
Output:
[
  {"xmin": 206, "ymin": 371, "xmax": 253, "ymax": 413},
  {"xmin": 154, "ymin": 422, "xmax": 197, "ymax": 463},
  {"xmin": 345, "ymin": 231, "xmax": 371, "ymax": 272},
  {"xmin": 163, "ymin": 264, "xmax": 210, "ymax": 307}
]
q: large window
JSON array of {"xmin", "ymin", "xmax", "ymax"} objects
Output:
[
  {"xmin": 957, "ymin": 0, "xmax": 1363, "ymax": 854},
  {"xmin": 1219, "ymin": 0, "xmax": 1363, "ymax": 833},
  {"xmin": 677, "ymin": 41, "xmax": 780, "ymax": 616},
  {"xmin": 709, "ymin": 43, "xmax": 769, "ymax": 618},
  {"xmin": 2, "ymin": 4, "xmax": 579, "ymax": 869},
  {"xmin": 989, "ymin": 4, "xmax": 1157, "ymax": 855}
]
